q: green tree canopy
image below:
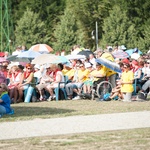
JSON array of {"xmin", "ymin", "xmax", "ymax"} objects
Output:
[
  {"xmin": 15, "ymin": 8, "xmax": 49, "ymax": 48},
  {"xmin": 101, "ymin": 5, "xmax": 137, "ymax": 49}
]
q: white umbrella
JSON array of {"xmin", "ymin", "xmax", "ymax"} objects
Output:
[
  {"xmin": 31, "ymin": 54, "xmax": 69, "ymax": 65},
  {"xmin": 65, "ymin": 54, "xmax": 85, "ymax": 60}
]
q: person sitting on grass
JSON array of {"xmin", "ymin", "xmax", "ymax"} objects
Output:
[
  {"xmin": 105, "ymin": 82, "xmax": 123, "ymax": 101},
  {"xmin": 0, "ymin": 83, "xmax": 13, "ymax": 117}
]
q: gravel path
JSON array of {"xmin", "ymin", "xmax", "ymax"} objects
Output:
[{"xmin": 0, "ymin": 111, "xmax": 150, "ymax": 140}]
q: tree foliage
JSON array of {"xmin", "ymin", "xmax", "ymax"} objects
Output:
[
  {"xmin": 101, "ymin": 5, "xmax": 137, "ymax": 49},
  {"xmin": 1, "ymin": 0, "xmax": 149, "ymax": 53},
  {"xmin": 15, "ymin": 8, "xmax": 49, "ymax": 48}
]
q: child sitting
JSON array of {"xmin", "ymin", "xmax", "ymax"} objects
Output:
[
  {"xmin": 105, "ymin": 81, "xmax": 123, "ymax": 101},
  {"xmin": 0, "ymin": 83, "xmax": 13, "ymax": 117}
]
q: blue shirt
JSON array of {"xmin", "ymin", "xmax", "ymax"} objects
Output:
[{"xmin": 0, "ymin": 92, "xmax": 11, "ymax": 113}]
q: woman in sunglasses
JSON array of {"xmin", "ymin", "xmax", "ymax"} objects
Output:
[
  {"xmin": 119, "ymin": 64, "xmax": 134, "ymax": 102},
  {"xmin": 17, "ymin": 63, "xmax": 34, "ymax": 102}
]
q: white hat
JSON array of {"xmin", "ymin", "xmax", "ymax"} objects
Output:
[
  {"xmin": 121, "ymin": 45, "xmax": 126, "ymax": 50},
  {"xmin": 34, "ymin": 64, "xmax": 40, "ymax": 70},
  {"xmin": 85, "ymin": 63, "xmax": 92, "ymax": 68}
]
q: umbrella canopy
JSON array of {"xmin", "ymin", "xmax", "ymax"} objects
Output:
[
  {"xmin": 0, "ymin": 57, "xmax": 9, "ymax": 63},
  {"xmin": 125, "ymin": 49, "xmax": 142, "ymax": 56},
  {"xmin": 65, "ymin": 54, "xmax": 85, "ymax": 60},
  {"xmin": 77, "ymin": 49, "xmax": 94, "ymax": 58},
  {"xmin": 29, "ymin": 44, "xmax": 53, "ymax": 53},
  {"xmin": 96, "ymin": 57, "xmax": 122, "ymax": 73},
  {"xmin": 17, "ymin": 50, "xmax": 41, "ymax": 58},
  {"xmin": 17, "ymin": 50, "xmax": 41, "ymax": 62},
  {"xmin": 31, "ymin": 54, "xmax": 69, "ymax": 65},
  {"xmin": 6, "ymin": 55, "xmax": 31, "ymax": 63},
  {"xmin": 112, "ymin": 50, "xmax": 129, "ymax": 59}
]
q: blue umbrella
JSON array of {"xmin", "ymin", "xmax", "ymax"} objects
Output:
[
  {"xmin": 17, "ymin": 50, "xmax": 41, "ymax": 62},
  {"xmin": 96, "ymin": 58, "xmax": 122, "ymax": 73},
  {"xmin": 125, "ymin": 49, "xmax": 142, "ymax": 56},
  {"xmin": 17, "ymin": 50, "xmax": 41, "ymax": 58}
]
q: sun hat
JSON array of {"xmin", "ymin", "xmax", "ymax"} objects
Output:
[
  {"xmin": 85, "ymin": 63, "xmax": 92, "ymax": 68},
  {"xmin": 122, "ymin": 58, "xmax": 130, "ymax": 64},
  {"xmin": 34, "ymin": 64, "xmax": 40, "ymax": 70},
  {"xmin": 121, "ymin": 45, "xmax": 126, "ymax": 50}
]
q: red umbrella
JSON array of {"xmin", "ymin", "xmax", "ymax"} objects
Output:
[
  {"xmin": 29, "ymin": 44, "xmax": 53, "ymax": 53},
  {"xmin": 112, "ymin": 50, "xmax": 129, "ymax": 59}
]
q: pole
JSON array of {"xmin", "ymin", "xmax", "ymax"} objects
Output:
[{"xmin": 95, "ymin": 21, "xmax": 98, "ymax": 50}]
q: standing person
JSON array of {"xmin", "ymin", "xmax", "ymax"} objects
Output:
[
  {"xmin": 0, "ymin": 83, "xmax": 13, "ymax": 117},
  {"xmin": 119, "ymin": 64, "xmax": 134, "ymax": 102}
]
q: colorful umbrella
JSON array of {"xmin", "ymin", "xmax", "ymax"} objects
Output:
[
  {"xmin": 112, "ymin": 50, "xmax": 129, "ymax": 59},
  {"xmin": 96, "ymin": 57, "xmax": 122, "ymax": 73},
  {"xmin": 29, "ymin": 44, "xmax": 53, "ymax": 53}
]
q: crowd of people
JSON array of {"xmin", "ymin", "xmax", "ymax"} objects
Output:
[{"xmin": 0, "ymin": 44, "xmax": 150, "ymax": 117}]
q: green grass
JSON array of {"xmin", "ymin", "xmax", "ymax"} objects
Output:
[
  {"xmin": 1, "ymin": 100, "xmax": 150, "ymax": 149},
  {"xmin": 0, "ymin": 128, "xmax": 150, "ymax": 150},
  {"xmin": 1, "ymin": 100, "xmax": 150, "ymax": 122}
]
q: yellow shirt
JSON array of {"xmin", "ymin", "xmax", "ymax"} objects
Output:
[
  {"xmin": 121, "ymin": 70, "xmax": 134, "ymax": 93},
  {"xmin": 78, "ymin": 69, "xmax": 89, "ymax": 82},
  {"xmin": 101, "ymin": 52, "xmax": 115, "ymax": 62},
  {"xmin": 62, "ymin": 69, "xmax": 69, "ymax": 75},
  {"xmin": 65, "ymin": 69, "xmax": 75, "ymax": 78},
  {"xmin": 90, "ymin": 68, "xmax": 106, "ymax": 82},
  {"xmin": 102, "ymin": 66, "xmax": 116, "ymax": 77}
]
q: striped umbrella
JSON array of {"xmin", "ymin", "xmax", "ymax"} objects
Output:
[
  {"xmin": 112, "ymin": 50, "xmax": 129, "ymax": 59},
  {"xmin": 29, "ymin": 44, "xmax": 53, "ymax": 53}
]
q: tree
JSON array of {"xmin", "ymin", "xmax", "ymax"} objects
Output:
[
  {"xmin": 15, "ymin": 8, "xmax": 49, "ymax": 48},
  {"xmin": 53, "ymin": 6, "xmax": 79, "ymax": 53},
  {"xmin": 101, "ymin": 5, "xmax": 137, "ymax": 49}
]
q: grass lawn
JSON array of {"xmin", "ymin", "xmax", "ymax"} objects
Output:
[
  {"xmin": 0, "ymin": 100, "xmax": 150, "ymax": 149},
  {"xmin": 0, "ymin": 128, "xmax": 149, "ymax": 150},
  {"xmin": 1, "ymin": 99, "xmax": 150, "ymax": 122}
]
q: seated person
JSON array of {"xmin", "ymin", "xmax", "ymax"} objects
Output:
[
  {"xmin": 83, "ymin": 63, "xmax": 106, "ymax": 98},
  {"xmin": 105, "ymin": 81, "xmax": 123, "ymax": 101},
  {"xmin": 36, "ymin": 64, "xmax": 54, "ymax": 101},
  {"xmin": 46, "ymin": 63, "xmax": 64, "ymax": 101},
  {"xmin": 139, "ymin": 79, "xmax": 150, "ymax": 100},
  {"xmin": 0, "ymin": 83, "xmax": 13, "ymax": 117},
  {"xmin": 17, "ymin": 63, "xmax": 34, "ymax": 102},
  {"xmin": 8, "ymin": 65, "xmax": 22, "ymax": 103}
]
